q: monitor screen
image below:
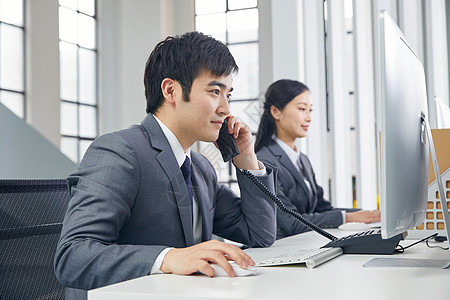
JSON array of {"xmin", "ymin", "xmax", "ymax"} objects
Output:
[{"xmin": 378, "ymin": 11, "xmax": 429, "ymax": 239}]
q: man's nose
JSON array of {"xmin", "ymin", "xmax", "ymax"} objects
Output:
[{"xmin": 217, "ymin": 95, "xmax": 230, "ymax": 116}]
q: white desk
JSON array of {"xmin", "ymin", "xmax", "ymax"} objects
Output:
[{"xmin": 88, "ymin": 230, "xmax": 450, "ymax": 300}]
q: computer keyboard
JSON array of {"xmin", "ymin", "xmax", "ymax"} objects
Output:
[
  {"xmin": 256, "ymin": 247, "xmax": 343, "ymax": 269},
  {"xmin": 369, "ymin": 221, "xmax": 381, "ymax": 228}
]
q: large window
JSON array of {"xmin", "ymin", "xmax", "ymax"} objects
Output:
[
  {"xmin": 59, "ymin": 0, "xmax": 98, "ymax": 163},
  {"xmin": 0, "ymin": 0, "xmax": 25, "ymax": 119},
  {"xmin": 195, "ymin": 0, "xmax": 260, "ymax": 187}
]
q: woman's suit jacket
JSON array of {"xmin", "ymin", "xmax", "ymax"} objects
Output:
[
  {"xmin": 55, "ymin": 114, "xmax": 277, "ymax": 299},
  {"xmin": 257, "ymin": 141, "xmax": 354, "ymax": 239}
]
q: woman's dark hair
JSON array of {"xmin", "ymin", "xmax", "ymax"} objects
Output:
[
  {"xmin": 144, "ymin": 31, "xmax": 238, "ymax": 114},
  {"xmin": 254, "ymin": 79, "xmax": 310, "ymax": 152}
]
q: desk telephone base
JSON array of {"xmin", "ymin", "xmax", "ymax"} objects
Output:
[{"xmin": 322, "ymin": 229, "xmax": 406, "ymax": 254}]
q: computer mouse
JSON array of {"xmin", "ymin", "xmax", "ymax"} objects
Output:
[
  {"xmin": 338, "ymin": 222, "xmax": 371, "ymax": 231},
  {"xmin": 209, "ymin": 261, "xmax": 257, "ymax": 277}
]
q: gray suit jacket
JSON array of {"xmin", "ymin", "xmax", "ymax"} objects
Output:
[
  {"xmin": 257, "ymin": 142, "xmax": 356, "ymax": 239},
  {"xmin": 54, "ymin": 114, "xmax": 276, "ymax": 299}
]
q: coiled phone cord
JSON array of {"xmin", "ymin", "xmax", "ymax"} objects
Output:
[{"xmin": 238, "ymin": 167, "xmax": 338, "ymax": 241}]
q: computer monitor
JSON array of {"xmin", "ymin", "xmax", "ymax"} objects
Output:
[{"xmin": 378, "ymin": 10, "xmax": 450, "ymax": 242}]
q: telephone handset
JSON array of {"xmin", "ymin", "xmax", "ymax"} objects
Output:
[
  {"xmin": 215, "ymin": 119, "xmax": 403, "ymax": 254},
  {"xmin": 216, "ymin": 119, "xmax": 240, "ymax": 162}
]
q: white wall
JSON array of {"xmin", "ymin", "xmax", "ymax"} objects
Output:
[
  {"xmin": 26, "ymin": 0, "xmax": 61, "ymax": 147},
  {"xmin": 423, "ymin": 0, "xmax": 450, "ymax": 128},
  {"xmin": 98, "ymin": 0, "xmax": 195, "ymax": 134},
  {"xmin": 259, "ymin": 0, "xmax": 330, "ymax": 200}
]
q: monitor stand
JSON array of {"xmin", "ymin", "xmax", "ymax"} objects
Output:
[
  {"xmin": 423, "ymin": 113, "xmax": 450, "ymax": 245},
  {"xmin": 365, "ymin": 113, "xmax": 450, "ymax": 269}
]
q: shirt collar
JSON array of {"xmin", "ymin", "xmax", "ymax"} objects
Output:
[
  {"xmin": 273, "ymin": 136, "xmax": 300, "ymax": 170},
  {"xmin": 153, "ymin": 115, "xmax": 191, "ymax": 168}
]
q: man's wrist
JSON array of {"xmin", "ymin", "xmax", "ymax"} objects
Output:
[
  {"xmin": 341, "ymin": 211, "xmax": 346, "ymax": 224},
  {"xmin": 149, "ymin": 247, "xmax": 173, "ymax": 275},
  {"xmin": 232, "ymin": 153, "xmax": 259, "ymax": 170}
]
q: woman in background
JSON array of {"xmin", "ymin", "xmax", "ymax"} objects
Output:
[{"xmin": 255, "ymin": 79, "xmax": 380, "ymax": 239}]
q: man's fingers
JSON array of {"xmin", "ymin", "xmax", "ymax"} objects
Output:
[
  {"xmin": 202, "ymin": 241, "xmax": 254, "ymax": 267},
  {"xmin": 206, "ymin": 255, "xmax": 236, "ymax": 277},
  {"xmin": 197, "ymin": 261, "xmax": 215, "ymax": 277}
]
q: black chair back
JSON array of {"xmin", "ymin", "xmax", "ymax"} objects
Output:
[{"xmin": 0, "ymin": 179, "xmax": 70, "ymax": 300}]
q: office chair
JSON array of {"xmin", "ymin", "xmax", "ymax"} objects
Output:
[{"xmin": 0, "ymin": 179, "xmax": 70, "ymax": 300}]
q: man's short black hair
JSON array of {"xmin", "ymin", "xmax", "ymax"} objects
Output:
[{"xmin": 144, "ymin": 31, "xmax": 239, "ymax": 114}]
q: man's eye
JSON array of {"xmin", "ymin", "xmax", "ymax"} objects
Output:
[
  {"xmin": 211, "ymin": 90, "xmax": 220, "ymax": 95},
  {"xmin": 227, "ymin": 94, "xmax": 232, "ymax": 102}
]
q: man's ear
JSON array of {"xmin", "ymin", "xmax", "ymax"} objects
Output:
[
  {"xmin": 270, "ymin": 105, "xmax": 281, "ymax": 120},
  {"xmin": 161, "ymin": 78, "xmax": 176, "ymax": 104}
]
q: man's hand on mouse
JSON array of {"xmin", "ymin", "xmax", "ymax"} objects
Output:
[{"xmin": 160, "ymin": 240, "xmax": 255, "ymax": 278}]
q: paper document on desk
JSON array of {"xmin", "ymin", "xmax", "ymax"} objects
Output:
[{"xmin": 256, "ymin": 247, "xmax": 343, "ymax": 269}]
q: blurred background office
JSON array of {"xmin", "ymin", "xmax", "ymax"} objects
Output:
[{"xmin": 1, "ymin": 0, "xmax": 449, "ymax": 210}]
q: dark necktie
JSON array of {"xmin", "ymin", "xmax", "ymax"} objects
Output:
[{"xmin": 180, "ymin": 156, "xmax": 193, "ymax": 216}]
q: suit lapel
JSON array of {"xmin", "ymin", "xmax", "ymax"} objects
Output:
[
  {"xmin": 267, "ymin": 143, "xmax": 310, "ymax": 195},
  {"xmin": 141, "ymin": 114, "xmax": 194, "ymax": 246}
]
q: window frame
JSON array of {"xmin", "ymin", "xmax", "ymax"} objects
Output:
[
  {"xmin": 0, "ymin": 0, "xmax": 26, "ymax": 119},
  {"xmin": 59, "ymin": 0, "xmax": 98, "ymax": 163}
]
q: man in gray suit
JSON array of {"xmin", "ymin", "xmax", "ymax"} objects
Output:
[{"xmin": 54, "ymin": 32, "xmax": 277, "ymax": 299}]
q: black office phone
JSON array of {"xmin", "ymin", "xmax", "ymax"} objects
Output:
[{"xmin": 215, "ymin": 121, "xmax": 403, "ymax": 255}]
